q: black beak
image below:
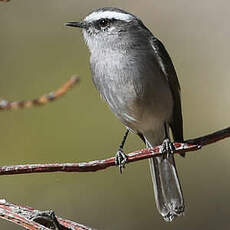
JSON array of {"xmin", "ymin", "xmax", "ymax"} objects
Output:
[{"xmin": 64, "ymin": 21, "xmax": 84, "ymax": 28}]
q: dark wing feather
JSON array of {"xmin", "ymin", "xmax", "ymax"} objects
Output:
[{"xmin": 150, "ymin": 37, "xmax": 184, "ymax": 144}]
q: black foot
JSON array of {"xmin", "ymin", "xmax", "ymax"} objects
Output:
[
  {"xmin": 161, "ymin": 138, "xmax": 175, "ymax": 158},
  {"xmin": 115, "ymin": 149, "xmax": 128, "ymax": 174},
  {"xmin": 31, "ymin": 210, "xmax": 62, "ymax": 230}
]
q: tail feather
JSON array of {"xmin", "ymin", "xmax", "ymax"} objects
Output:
[{"xmin": 148, "ymin": 143, "xmax": 184, "ymax": 221}]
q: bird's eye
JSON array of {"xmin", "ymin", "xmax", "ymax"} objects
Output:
[{"xmin": 98, "ymin": 19, "xmax": 109, "ymax": 28}]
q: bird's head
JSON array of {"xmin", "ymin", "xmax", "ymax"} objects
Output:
[{"xmin": 65, "ymin": 7, "xmax": 149, "ymax": 53}]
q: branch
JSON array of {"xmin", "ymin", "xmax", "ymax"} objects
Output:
[
  {"xmin": 0, "ymin": 76, "xmax": 79, "ymax": 110},
  {"xmin": 0, "ymin": 199, "xmax": 95, "ymax": 230},
  {"xmin": 0, "ymin": 126, "xmax": 229, "ymax": 175}
]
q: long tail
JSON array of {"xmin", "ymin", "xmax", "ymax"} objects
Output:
[{"xmin": 148, "ymin": 142, "xmax": 184, "ymax": 222}]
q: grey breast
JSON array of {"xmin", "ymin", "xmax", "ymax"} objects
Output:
[{"xmin": 90, "ymin": 40, "xmax": 173, "ymax": 132}]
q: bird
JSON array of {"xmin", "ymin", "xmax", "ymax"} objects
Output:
[{"xmin": 65, "ymin": 7, "xmax": 184, "ymax": 222}]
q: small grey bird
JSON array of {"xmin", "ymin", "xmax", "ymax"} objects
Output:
[{"xmin": 65, "ymin": 7, "xmax": 184, "ymax": 222}]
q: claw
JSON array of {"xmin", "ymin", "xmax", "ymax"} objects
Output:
[
  {"xmin": 161, "ymin": 138, "xmax": 175, "ymax": 158},
  {"xmin": 115, "ymin": 149, "xmax": 128, "ymax": 173}
]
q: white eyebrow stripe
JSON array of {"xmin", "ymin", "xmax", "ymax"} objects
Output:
[{"xmin": 84, "ymin": 11, "xmax": 134, "ymax": 22}]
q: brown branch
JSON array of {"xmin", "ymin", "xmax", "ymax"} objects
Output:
[
  {"xmin": 0, "ymin": 0, "xmax": 10, "ymax": 2},
  {"xmin": 0, "ymin": 126, "xmax": 229, "ymax": 176},
  {"xmin": 186, "ymin": 126, "xmax": 230, "ymax": 146},
  {"xmin": 0, "ymin": 76, "xmax": 80, "ymax": 110},
  {"xmin": 0, "ymin": 199, "xmax": 95, "ymax": 230}
]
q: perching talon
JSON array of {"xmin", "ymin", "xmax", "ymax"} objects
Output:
[
  {"xmin": 161, "ymin": 138, "xmax": 175, "ymax": 158},
  {"xmin": 115, "ymin": 149, "xmax": 128, "ymax": 173}
]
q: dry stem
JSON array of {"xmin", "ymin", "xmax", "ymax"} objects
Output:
[
  {"xmin": 0, "ymin": 76, "xmax": 79, "ymax": 110},
  {"xmin": 0, "ymin": 126, "xmax": 229, "ymax": 175}
]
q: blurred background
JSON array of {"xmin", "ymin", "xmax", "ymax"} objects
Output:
[{"xmin": 1, "ymin": 0, "xmax": 230, "ymax": 229}]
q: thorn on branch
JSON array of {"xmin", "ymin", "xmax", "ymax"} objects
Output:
[
  {"xmin": 31, "ymin": 210, "xmax": 63, "ymax": 230},
  {"xmin": 0, "ymin": 76, "xmax": 80, "ymax": 111},
  {"xmin": 0, "ymin": 199, "xmax": 95, "ymax": 230}
]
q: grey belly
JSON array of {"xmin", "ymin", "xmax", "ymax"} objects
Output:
[
  {"xmin": 90, "ymin": 53, "xmax": 173, "ymax": 134},
  {"xmin": 92, "ymin": 73, "xmax": 173, "ymax": 134},
  {"xmin": 100, "ymin": 79, "xmax": 138, "ymax": 125}
]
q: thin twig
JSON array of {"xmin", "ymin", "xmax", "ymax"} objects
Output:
[
  {"xmin": 0, "ymin": 142, "xmax": 197, "ymax": 175},
  {"xmin": 0, "ymin": 199, "xmax": 95, "ymax": 230},
  {"xmin": 0, "ymin": 126, "xmax": 229, "ymax": 175},
  {"xmin": 0, "ymin": 76, "xmax": 80, "ymax": 110}
]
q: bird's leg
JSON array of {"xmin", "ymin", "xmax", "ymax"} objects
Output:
[
  {"xmin": 161, "ymin": 123, "xmax": 175, "ymax": 158},
  {"xmin": 115, "ymin": 129, "xmax": 129, "ymax": 173}
]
